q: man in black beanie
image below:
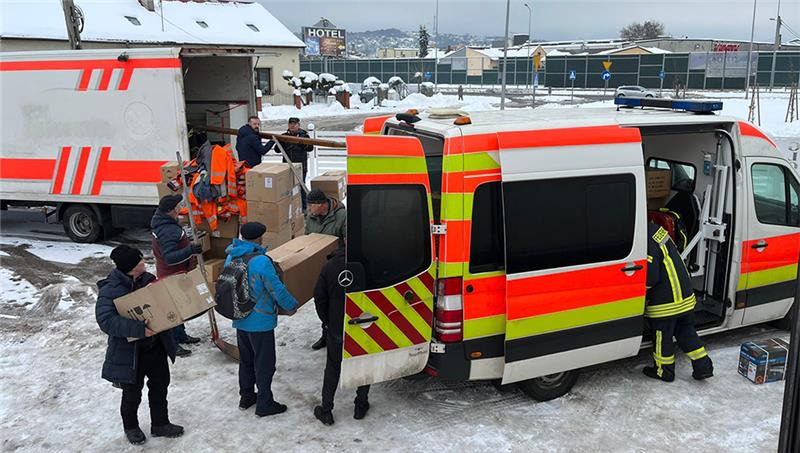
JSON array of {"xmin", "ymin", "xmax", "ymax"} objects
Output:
[
  {"xmin": 96, "ymin": 245, "xmax": 184, "ymax": 445},
  {"xmin": 151, "ymin": 194, "xmax": 204, "ymax": 357}
]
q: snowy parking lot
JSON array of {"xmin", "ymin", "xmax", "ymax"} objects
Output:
[{"xmin": 0, "ymin": 209, "xmax": 792, "ymax": 452}]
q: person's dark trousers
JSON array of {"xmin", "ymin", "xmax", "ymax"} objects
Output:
[
  {"xmin": 237, "ymin": 329, "xmax": 277, "ymax": 413},
  {"xmin": 321, "ymin": 338, "xmax": 369, "ymax": 412},
  {"xmin": 300, "ymin": 163, "xmax": 308, "ymax": 210},
  {"xmin": 120, "ymin": 340, "xmax": 170, "ymax": 430},
  {"xmin": 648, "ymin": 312, "xmax": 712, "ymax": 379},
  {"xmin": 173, "ymin": 323, "xmax": 188, "ymax": 343}
]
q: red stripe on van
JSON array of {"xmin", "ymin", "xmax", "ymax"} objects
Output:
[
  {"xmin": 498, "ymin": 125, "xmax": 641, "ymax": 149},
  {"xmin": 738, "ymin": 121, "xmax": 777, "ymax": 148}
]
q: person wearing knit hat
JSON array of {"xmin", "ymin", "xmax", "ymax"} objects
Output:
[
  {"xmin": 224, "ymin": 221, "xmax": 298, "ymax": 416},
  {"xmin": 150, "ymin": 194, "xmax": 203, "ymax": 355},
  {"xmin": 304, "ymin": 190, "xmax": 346, "ymax": 351},
  {"xmin": 96, "ymin": 245, "xmax": 184, "ymax": 445}
]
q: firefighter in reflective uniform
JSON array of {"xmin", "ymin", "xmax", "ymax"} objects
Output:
[{"xmin": 644, "ymin": 222, "xmax": 714, "ymax": 382}]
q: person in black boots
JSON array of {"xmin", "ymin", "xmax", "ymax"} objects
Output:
[
  {"xmin": 151, "ymin": 194, "xmax": 204, "ymax": 357},
  {"xmin": 95, "ymin": 245, "xmax": 184, "ymax": 445},
  {"xmin": 313, "ymin": 245, "xmax": 370, "ymax": 425}
]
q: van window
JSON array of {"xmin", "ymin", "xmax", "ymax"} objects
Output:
[
  {"xmin": 503, "ymin": 174, "xmax": 636, "ymax": 274},
  {"xmin": 469, "ymin": 182, "xmax": 505, "ymax": 273},
  {"xmin": 347, "ymin": 184, "xmax": 431, "ymax": 290},
  {"xmin": 752, "ymin": 163, "xmax": 800, "ymax": 226},
  {"xmin": 648, "ymin": 158, "xmax": 696, "ymax": 192},
  {"xmin": 385, "ymin": 125, "xmax": 444, "ymax": 222}
]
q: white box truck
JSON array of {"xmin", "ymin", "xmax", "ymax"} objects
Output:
[{"xmin": 0, "ymin": 47, "xmax": 256, "ymax": 241}]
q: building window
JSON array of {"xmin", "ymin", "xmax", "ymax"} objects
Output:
[
  {"xmin": 246, "ymin": 24, "xmax": 259, "ymax": 32},
  {"xmin": 124, "ymin": 16, "xmax": 141, "ymax": 26},
  {"xmin": 196, "ymin": 20, "xmax": 208, "ymax": 28},
  {"xmin": 255, "ymin": 68, "xmax": 272, "ymax": 95}
]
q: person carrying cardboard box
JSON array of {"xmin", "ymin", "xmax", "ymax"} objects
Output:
[
  {"xmin": 224, "ymin": 222, "xmax": 298, "ymax": 417},
  {"xmin": 95, "ymin": 245, "xmax": 184, "ymax": 445},
  {"xmin": 151, "ymin": 194, "xmax": 204, "ymax": 357}
]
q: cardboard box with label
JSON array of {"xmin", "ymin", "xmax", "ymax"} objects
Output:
[
  {"xmin": 246, "ymin": 163, "xmax": 295, "ymax": 202},
  {"xmin": 114, "ymin": 268, "xmax": 215, "ymax": 337},
  {"xmin": 198, "ymin": 217, "xmax": 240, "ymax": 239},
  {"xmin": 311, "ymin": 171, "xmax": 347, "ymax": 201},
  {"xmin": 160, "ymin": 162, "xmax": 181, "ymax": 183},
  {"xmin": 738, "ymin": 338, "xmax": 789, "ymax": 384},
  {"xmin": 646, "ymin": 169, "xmax": 672, "ymax": 210},
  {"xmin": 266, "ymin": 233, "xmax": 339, "ymax": 308},
  {"xmin": 157, "ymin": 182, "xmax": 182, "ymax": 198}
]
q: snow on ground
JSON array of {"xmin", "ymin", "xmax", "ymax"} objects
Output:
[
  {"xmin": 0, "ymin": 236, "xmax": 112, "ymax": 265},
  {"xmin": 0, "ymin": 230, "xmax": 792, "ymax": 452}
]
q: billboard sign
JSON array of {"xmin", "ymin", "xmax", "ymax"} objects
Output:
[{"xmin": 302, "ymin": 27, "xmax": 346, "ymax": 57}]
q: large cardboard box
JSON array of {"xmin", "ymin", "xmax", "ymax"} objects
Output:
[
  {"xmin": 738, "ymin": 338, "xmax": 789, "ymax": 384},
  {"xmin": 160, "ymin": 162, "xmax": 181, "ymax": 183},
  {"xmin": 291, "ymin": 215, "xmax": 305, "ymax": 237},
  {"xmin": 205, "ymin": 236, "xmax": 234, "ymax": 260},
  {"xmin": 266, "ymin": 233, "xmax": 339, "ymax": 307},
  {"xmin": 248, "ymin": 197, "xmax": 296, "ymax": 233},
  {"xmin": 646, "ymin": 169, "xmax": 672, "ymax": 199},
  {"xmin": 114, "ymin": 268, "xmax": 215, "ymax": 336},
  {"xmin": 311, "ymin": 172, "xmax": 347, "ymax": 201},
  {"xmin": 198, "ymin": 217, "xmax": 240, "ymax": 239},
  {"xmin": 203, "ymin": 258, "xmax": 226, "ymax": 283},
  {"xmin": 156, "ymin": 182, "xmax": 182, "ymax": 198},
  {"xmin": 263, "ymin": 227, "xmax": 293, "ymax": 250},
  {"xmin": 246, "ymin": 163, "xmax": 295, "ymax": 202},
  {"xmin": 197, "ymin": 231, "xmax": 211, "ymax": 253}
]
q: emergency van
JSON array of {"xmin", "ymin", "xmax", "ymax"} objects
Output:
[
  {"xmin": 0, "ymin": 47, "xmax": 258, "ymax": 242},
  {"xmin": 341, "ymin": 99, "xmax": 799, "ymax": 401}
]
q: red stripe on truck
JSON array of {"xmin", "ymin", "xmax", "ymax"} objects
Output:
[
  {"xmin": 0, "ymin": 157, "xmax": 56, "ymax": 180},
  {"xmin": 0, "ymin": 58, "xmax": 181, "ymax": 72}
]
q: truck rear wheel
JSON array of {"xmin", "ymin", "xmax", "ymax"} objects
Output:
[
  {"xmin": 518, "ymin": 370, "xmax": 580, "ymax": 402},
  {"xmin": 62, "ymin": 205, "xmax": 103, "ymax": 243}
]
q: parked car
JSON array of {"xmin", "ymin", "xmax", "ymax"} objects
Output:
[{"xmin": 615, "ymin": 85, "xmax": 656, "ymax": 98}]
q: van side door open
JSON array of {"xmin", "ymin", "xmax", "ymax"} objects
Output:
[
  {"xmin": 496, "ymin": 124, "xmax": 649, "ymax": 384},
  {"xmin": 341, "ymin": 135, "xmax": 437, "ymax": 388}
]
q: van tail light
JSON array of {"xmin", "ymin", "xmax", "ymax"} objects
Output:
[{"xmin": 435, "ymin": 277, "xmax": 463, "ymax": 343}]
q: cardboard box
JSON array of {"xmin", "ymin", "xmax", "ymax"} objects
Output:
[
  {"xmin": 206, "ymin": 236, "xmax": 234, "ymax": 260},
  {"xmin": 246, "ymin": 163, "xmax": 295, "ymax": 202},
  {"xmin": 646, "ymin": 169, "xmax": 672, "ymax": 199},
  {"xmin": 247, "ymin": 197, "xmax": 298, "ymax": 233},
  {"xmin": 291, "ymin": 214, "xmax": 305, "ymax": 236},
  {"xmin": 290, "ymin": 162, "xmax": 305, "ymax": 184},
  {"xmin": 324, "ymin": 169, "xmax": 346, "ymax": 177},
  {"xmin": 198, "ymin": 217, "xmax": 240, "ymax": 239},
  {"xmin": 647, "ymin": 196, "xmax": 669, "ymax": 211},
  {"xmin": 160, "ymin": 162, "xmax": 181, "ymax": 183},
  {"xmin": 263, "ymin": 227, "xmax": 293, "ymax": 250},
  {"xmin": 266, "ymin": 233, "xmax": 339, "ymax": 307},
  {"xmin": 203, "ymin": 258, "xmax": 226, "ymax": 283},
  {"xmin": 311, "ymin": 173, "xmax": 347, "ymax": 201},
  {"xmin": 156, "ymin": 182, "xmax": 182, "ymax": 198},
  {"xmin": 114, "ymin": 268, "xmax": 215, "ymax": 336},
  {"xmin": 738, "ymin": 338, "xmax": 789, "ymax": 384},
  {"xmin": 198, "ymin": 231, "xmax": 211, "ymax": 253}
]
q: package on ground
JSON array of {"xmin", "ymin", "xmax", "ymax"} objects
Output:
[
  {"xmin": 198, "ymin": 216, "xmax": 240, "ymax": 238},
  {"xmin": 206, "ymin": 236, "xmax": 234, "ymax": 260},
  {"xmin": 738, "ymin": 338, "xmax": 789, "ymax": 384},
  {"xmin": 646, "ymin": 169, "xmax": 671, "ymax": 199},
  {"xmin": 114, "ymin": 268, "xmax": 215, "ymax": 339},
  {"xmin": 311, "ymin": 172, "xmax": 347, "ymax": 201},
  {"xmin": 263, "ymin": 227, "xmax": 293, "ymax": 250},
  {"xmin": 160, "ymin": 162, "xmax": 181, "ymax": 183},
  {"xmin": 266, "ymin": 233, "xmax": 339, "ymax": 309},
  {"xmin": 156, "ymin": 182, "xmax": 182, "ymax": 198},
  {"xmin": 246, "ymin": 163, "xmax": 295, "ymax": 202}
]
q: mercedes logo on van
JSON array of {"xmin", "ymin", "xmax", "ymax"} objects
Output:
[{"xmin": 338, "ymin": 270, "xmax": 354, "ymax": 288}]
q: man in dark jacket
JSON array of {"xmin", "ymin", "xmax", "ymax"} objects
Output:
[
  {"xmin": 96, "ymin": 245, "xmax": 184, "ymax": 445},
  {"xmin": 313, "ymin": 247, "xmax": 370, "ymax": 425},
  {"xmin": 305, "ymin": 189, "xmax": 347, "ymax": 350},
  {"xmin": 151, "ymin": 194, "xmax": 204, "ymax": 357},
  {"xmin": 276, "ymin": 117, "xmax": 314, "ymax": 209},
  {"xmin": 236, "ymin": 115, "xmax": 274, "ymax": 168}
]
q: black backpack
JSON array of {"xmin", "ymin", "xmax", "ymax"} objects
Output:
[{"xmin": 214, "ymin": 253, "xmax": 274, "ymax": 320}]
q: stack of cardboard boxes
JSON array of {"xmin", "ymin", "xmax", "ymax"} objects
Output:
[
  {"xmin": 157, "ymin": 162, "xmax": 183, "ymax": 198},
  {"xmin": 310, "ymin": 169, "xmax": 347, "ymax": 201},
  {"xmin": 245, "ymin": 162, "xmax": 305, "ymax": 249},
  {"xmin": 646, "ymin": 168, "xmax": 672, "ymax": 209}
]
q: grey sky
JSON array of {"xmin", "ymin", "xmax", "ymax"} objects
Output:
[{"xmin": 260, "ymin": 0, "xmax": 800, "ymax": 43}]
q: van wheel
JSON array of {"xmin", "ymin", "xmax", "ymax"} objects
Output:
[
  {"xmin": 518, "ymin": 370, "xmax": 580, "ymax": 402},
  {"xmin": 62, "ymin": 205, "xmax": 103, "ymax": 243}
]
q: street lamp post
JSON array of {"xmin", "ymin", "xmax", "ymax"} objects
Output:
[
  {"xmin": 524, "ymin": 3, "xmax": 531, "ymax": 90},
  {"xmin": 769, "ymin": 0, "xmax": 782, "ymax": 91},
  {"xmin": 499, "ymin": 0, "xmax": 511, "ymax": 110},
  {"xmin": 744, "ymin": 0, "xmax": 757, "ymax": 99},
  {"xmin": 434, "ymin": 0, "xmax": 439, "ymax": 90}
]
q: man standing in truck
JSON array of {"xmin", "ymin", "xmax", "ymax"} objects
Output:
[{"xmin": 236, "ymin": 116, "xmax": 274, "ymax": 168}]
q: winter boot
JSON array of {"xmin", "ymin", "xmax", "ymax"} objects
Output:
[
  {"xmin": 175, "ymin": 345, "xmax": 192, "ymax": 358},
  {"xmin": 642, "ymin": 366, "xmax": 675, "ymax": 382},
  {"xmin": 179, "ymin": 334, "xmax": 201, "ymax": 345},
  {"xmin": 692, "ymin": 357, "xmax": 714, "ymax": 380},
  {"xmin": 239, "ymin": 393, "xmax": 257, "ymax": 410},
  {"xmin": 151, "ymin": 423, "xmax": 184, "ymax": 438},
  {"xmin": 314, "ymin": 406, "xmax": 334, "ymax": 425},
  {"xmin": 256, "ymin": 402, "xmax": 287, "ymax": 417},
  {"xmin": 311, "ymin": 326, "xmax": 327, "ymax": 350},
  {"xmin": 354, "ymin": 401, "xmax": 370, "ymax": 420},
  {"xmin": 124, "ymin": 428, "xmax": 146, "ymax": 445}
]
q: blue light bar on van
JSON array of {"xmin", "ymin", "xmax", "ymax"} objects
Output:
[{"xmin": 614, "ymin": 97, "xmax": 723, "ymax": 113}]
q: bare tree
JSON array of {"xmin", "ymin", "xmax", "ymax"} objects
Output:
[{"xmin": 620, "ymin": 20, "xmax": 665, "ymax": 41}]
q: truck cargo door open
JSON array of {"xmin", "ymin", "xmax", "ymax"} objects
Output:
[
  {"xmin": 496, "ymin": 125, "xmax": 648, "ymax": 385},
  {"xmin": 341, "ymin": 135, "xmax": 437, "ymax": 388}
]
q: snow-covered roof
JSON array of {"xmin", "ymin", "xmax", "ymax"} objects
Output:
[
  {"xmin": 0, "ymin": 0, "xmax": 305, "ymax": 48},
  {"xmin": 424, "ymin": 49, "xmax": 456, "ymax": 59},
  {"xmin": 596, "ymin": 45, "xmax": 672, "ymax": 55}
]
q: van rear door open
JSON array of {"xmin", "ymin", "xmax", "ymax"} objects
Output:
[
  {"xmin": 340, "ymin": 135, "xmax": 437, "ymax": 388},
  {"xmin": 496, "ymin": 124, "xmax": 648, "ymax": 384}
]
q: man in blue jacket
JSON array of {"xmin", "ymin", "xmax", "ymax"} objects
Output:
[
  {"xmin": 225, "ymin": 221, "xmax": 298, "ymax": 416},
  {"xmin": 95, "ymin": 245, "xmax": 184, "ymax": 445},
  {"xmin": 236, "ymin": 116, "xmax": 274, "ymax": 168}
]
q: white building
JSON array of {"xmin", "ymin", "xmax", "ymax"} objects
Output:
[{"xmin": 0, "ymin": 0, "xmax": 305, "ymax": 105}]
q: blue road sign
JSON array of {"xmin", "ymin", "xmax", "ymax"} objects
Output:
[
  {"xmin": 534, "ymin": 73, "xmax": 539, "ymax": 87},
  {"xmin": 659, "ymin": 70, "xmax": 665, "ymax": 80},
  {"xmin": 424, "ymin": 72, "xmax": 432, "ymax": 81},
  {"xmin": 569, "ymin": 70, "xmax": 577, "ymax": 80},
  {"xmin": 601, "ymin": 70, "xmax": 611, "ymax": 81}
]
